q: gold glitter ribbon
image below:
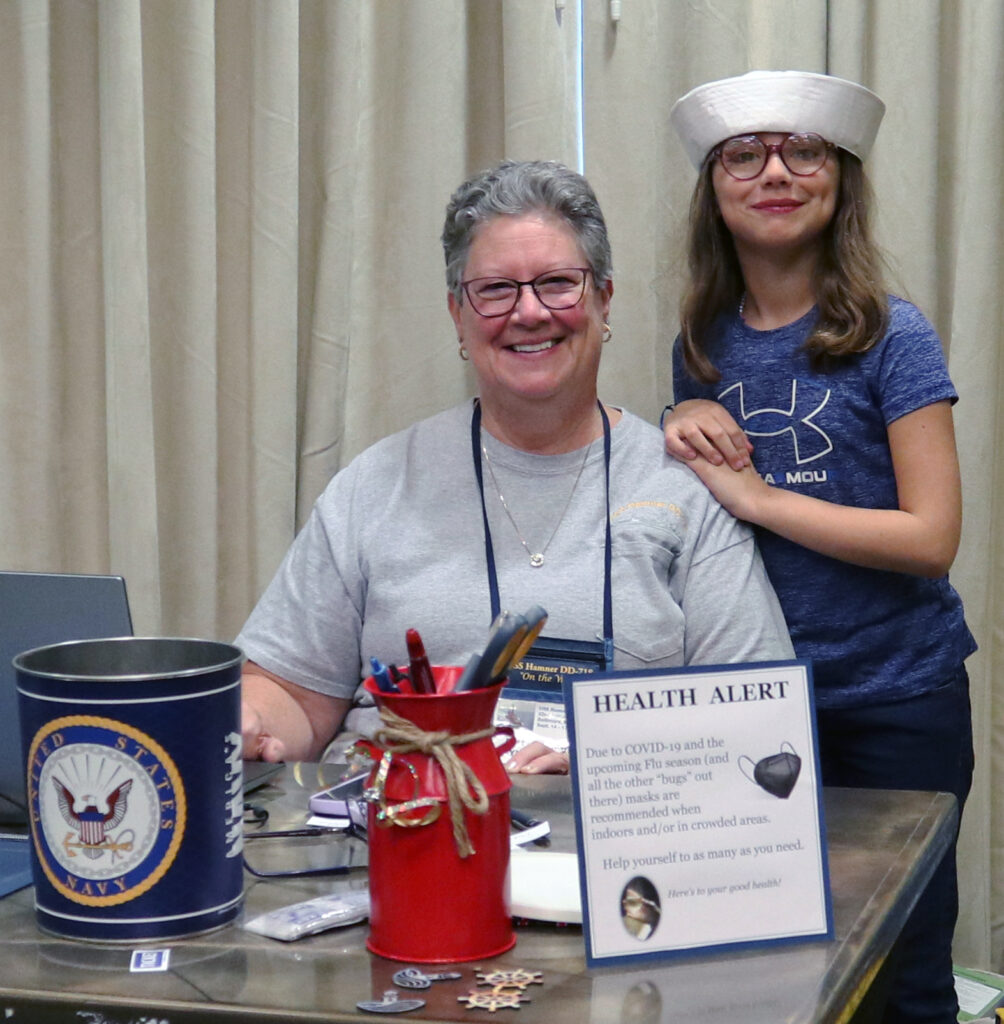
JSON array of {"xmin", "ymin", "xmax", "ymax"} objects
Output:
[{"xmin": 371, "ymin": 706, "xmax": 496, "ymax": 858}]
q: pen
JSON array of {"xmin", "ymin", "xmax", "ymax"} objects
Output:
[
  {"xmin": 405, "ymin": 628, "xmax": 437, "ymax": 695},
  {"xmin": 369, "ymin": 657, "xmax": 400, "ymax": 694},
  {"xmin": 488, "ymin": 618, "xmax": 530, "ymax": 684},
  {"xmin": 457, "ymin": 613, "xmax": 526, "ymax": 692},
  {"xmin": 505, "ymin": 605, "xmax": 548, "ymax": 672},
  {"xmin": 488, "ymin": 604, "xmax": 548, "ymax": 684},
  {"xmin": 454, "ymin": 604, "xmax": 550, "ymax": 692},
  {"xmin": 510, "ymin": 809, "xmax": 551, "ymax": 847},
  {"xmin": 488, "ymin": 609, "xmax": 516, "ymax": 639},
  {"xmin": 488, "ymin": 604, "xmax": 549, "ymax": 684},
  {"xmin": 453, "ymin": 652, "xmax": 482, "ymax": 692},
  {"xmin": 387, "ymin": 663, "xmax": 414, "ymax": 693}
]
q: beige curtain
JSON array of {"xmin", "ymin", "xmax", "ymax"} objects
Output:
[
  {"xmin": 297, "ymin": 0, "xmax": 581, "ymax": 519},
  {"xmin": 1, "ymin": 0, "xmax": 1002, "ymax": 969}
]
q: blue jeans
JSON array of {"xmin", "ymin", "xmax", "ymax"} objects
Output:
[{"xmin": 815, "ymin": 668, "xmax": 973, "ymax": 1024}]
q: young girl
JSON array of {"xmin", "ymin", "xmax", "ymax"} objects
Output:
[{"xmin": 665, "ymin": 71, "xmax": 975, "ymax": 1024}]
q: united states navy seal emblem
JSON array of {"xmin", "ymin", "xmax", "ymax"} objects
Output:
[{"xmin": 28, "ymin": 716, "xmax": 186, "ymax": 906}]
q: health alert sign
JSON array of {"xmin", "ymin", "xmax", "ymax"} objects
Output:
[{"xmin": 564, "ymin": 660, "xmax": 831, "ymax": 968}]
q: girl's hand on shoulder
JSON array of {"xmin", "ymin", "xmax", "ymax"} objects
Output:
[
  {"xmin": 687, "ymin": 456, "xmax": 769, "ymax": 523},
  {"xmin": 664, "ymin": 399, "xmax": 753, "ymax": 470}
]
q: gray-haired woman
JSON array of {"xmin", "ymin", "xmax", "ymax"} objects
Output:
[{"xmin": 238, "ymin": 159, "xmax": 793, "ymax": 774}]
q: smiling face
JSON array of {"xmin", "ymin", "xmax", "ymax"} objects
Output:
[
  {"xmin": 622, "ymin": 890, "xmax": 649, "ymax": 921},
  {"xmin": 711, "ymin": 132, "xmax": 840, "ymax": 260},
  {"xmin": 448, "ymin": 212, "xmax": 612, "ymax": 427}
]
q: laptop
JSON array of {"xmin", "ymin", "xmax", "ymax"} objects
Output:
[
  {"xmin": 0, "ymin": 571, "xmax": 281, "ymax": 826},
  {"xmin": 0, "ymin": 571, "xmax": 134, "ymax": 824}
]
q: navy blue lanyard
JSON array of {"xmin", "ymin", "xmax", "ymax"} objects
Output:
[{"xmin": 470, "ymin": 399, "xmax": 614, "ymax": 665}]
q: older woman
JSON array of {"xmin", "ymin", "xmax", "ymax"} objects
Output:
[{"xmin": 238, "ymin": 159, "xmax": 793, "ymax": 774}]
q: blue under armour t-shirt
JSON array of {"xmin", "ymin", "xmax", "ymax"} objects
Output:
[{"xmin": 672, "ymin": 296, "xmax": 976, "ymax": 708}]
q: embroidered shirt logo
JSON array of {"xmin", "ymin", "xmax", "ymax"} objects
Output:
[{"xmin": 28, "ymin": 716, "xmax": 186, "ymax": 906}]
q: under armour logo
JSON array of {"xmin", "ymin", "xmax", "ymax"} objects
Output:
[{"xmin": 718, "ymin": 380, "xmax": 832, "ymax": 465}]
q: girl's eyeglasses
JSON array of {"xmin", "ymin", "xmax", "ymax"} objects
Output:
[{"xmin": 715, "ymin": 133, "xmax": 835, "ymax": 180}]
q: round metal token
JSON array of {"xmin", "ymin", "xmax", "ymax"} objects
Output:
[{"xmin": 357, "ymin": 989, "xmax": 426, "ymax": 1014}]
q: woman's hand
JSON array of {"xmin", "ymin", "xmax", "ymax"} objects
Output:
[
  {"xmin": 664, "ymin": 399, "xmax": 753, "ymax": 470},
  {"xmin": 241, "ymin": 662, "xmax": 350, "ymax": 762},
  {"xmin": 506, "ymin": 741, "xmax": 570, "ymax": 775},
  {"xmin": 241, "ymin": 697, "xmax": 288, "ymax": 762}
]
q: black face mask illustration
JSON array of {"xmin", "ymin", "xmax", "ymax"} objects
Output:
[{"xmin": 739, "ymin": 741, "xmax": 801, "ymax": 799}]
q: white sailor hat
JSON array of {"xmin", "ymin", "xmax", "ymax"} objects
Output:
[{"xmin": 670, "ymin": 70, "xmax": 885, "ymax": 169}]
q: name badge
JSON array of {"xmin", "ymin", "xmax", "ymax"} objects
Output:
[
  {"xmin": 495, "ymin": 637, "xmax": 607, "ymax": 748},
  {"xmin": 507, "ymin": 636, "xmax": 607, "ymax": 694}
]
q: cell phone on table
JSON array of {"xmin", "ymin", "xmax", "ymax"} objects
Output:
[{"xmin": 308, "ymin": 772, "xmax": 368, "ymax": 817}]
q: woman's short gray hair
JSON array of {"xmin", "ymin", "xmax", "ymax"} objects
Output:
[{"xmin": 442, "ymin": 159, "xmax": 613, "ymax": 301}]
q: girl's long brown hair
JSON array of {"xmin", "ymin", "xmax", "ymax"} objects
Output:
[{"xmin": 678, "ymin": 150, "xmax": 888, "ymax": 384}]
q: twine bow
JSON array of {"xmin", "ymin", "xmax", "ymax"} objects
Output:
[{"xmin": 373, "ymin": 706, "xmax": 496, "ymax": 858}]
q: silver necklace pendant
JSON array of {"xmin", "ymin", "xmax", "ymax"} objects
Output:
[{"xmin": 481, "ymin": 433, "xmax": 593, "ymax": 570}]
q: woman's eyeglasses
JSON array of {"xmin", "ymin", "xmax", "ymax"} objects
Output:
[
  {"xmin": 461, "ymin": 267, "xmax": 592, "ymax": 318},
  {"xmin": 715, "ymin": 133, "xmax": 835, "ymax": 180}
]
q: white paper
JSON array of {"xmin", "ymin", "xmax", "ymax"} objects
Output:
[{"xmin": 954, "ymin": 974, "xmax": 1002, "ymax": 1015}]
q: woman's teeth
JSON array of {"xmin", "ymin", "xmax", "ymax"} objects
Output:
[{"xmin": 511, "ymin": 340, "xmax": 555, "ymax": 354}]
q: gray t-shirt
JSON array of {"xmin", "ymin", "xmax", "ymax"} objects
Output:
[{"xmin": 236, "ymin": 402, "xmax": 793, "ymax": 733}]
